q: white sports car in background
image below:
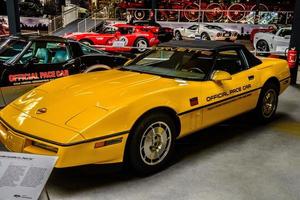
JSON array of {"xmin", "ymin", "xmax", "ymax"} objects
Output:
[
  {"xmin": 174, "ymin": 24, "xmax": 238, "ymax": 41},
  {"xmin": 254, "ymin": 27, "xmax": 291, "ymax": 55}
]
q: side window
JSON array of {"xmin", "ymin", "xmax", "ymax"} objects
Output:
[
  {"xmin": 215, "ymin": 50, "xmax": 246, "ymax": 75},
  {"xmin": 48, "ymin": 42, "xmax": 70, "ymax": 64},
  {"xmin": 188, "ymin": 25, "xmax": 198, "ymax": 30},
  {"xmin": 278, "ymin": 29, "xmax": 291, "ymax": 37},
  {"xmin": 103, "ymin": 27, "xmax": 116, "ymax": 34},
  {"xmin": 18, "ymin": 42, "xmax": 70, "ymax": 64}
]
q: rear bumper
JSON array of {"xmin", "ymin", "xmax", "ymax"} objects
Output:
[{"xmin": 0, "ymin": 118, "xmax": 129, "ymax": 168}]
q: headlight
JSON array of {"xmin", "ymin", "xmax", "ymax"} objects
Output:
[
  {"xmin": 217, "ymin": 33, "xmax": 222, "ymax": 37},
  {"xmin": 32, "ymin": 141, "xmax": 58, "ymax": 153}
]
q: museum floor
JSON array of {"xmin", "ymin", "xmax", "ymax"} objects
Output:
[{"xmin": 1, "ymin": 86, "xmax": 300, "ymax": 200}]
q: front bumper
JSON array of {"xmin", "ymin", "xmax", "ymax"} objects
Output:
[{"xmin": 0, "ymin": 119, "xmax": 129, "ymax": 168}]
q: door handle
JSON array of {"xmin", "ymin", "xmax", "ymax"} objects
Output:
[{"xmin": 248, "ymin": 75, "xmax": 255, "ymax": 80}]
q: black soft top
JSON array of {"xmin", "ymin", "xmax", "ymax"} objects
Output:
[
  {"xmin": 159, "ymin": 40, "xmax": 244, "ymax": 51},
  {"xmin": 158, "ymin": 40, "xmax": 262, "ymax": 67}
]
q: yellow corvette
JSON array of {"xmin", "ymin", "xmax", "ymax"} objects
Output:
[{"xmin": 0, "ymin": 40, "xmax": 290, "ymax": 175}]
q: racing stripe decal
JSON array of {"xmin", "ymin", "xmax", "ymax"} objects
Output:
[{"xmin": 178, "ymin": 87, "xmax": 261, "ymax": 116}]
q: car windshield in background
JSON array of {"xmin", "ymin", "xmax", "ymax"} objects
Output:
[
  {"xmin": 123, "ymin": 49, "xmax": 214, "ymax": 81},
  {"xmin": 205, "ymin": 25, "xmax": 224, "ymax": 30},
  {"xmin": 0, "ymin": 39, "xmax": 28, "ymax": 62}
]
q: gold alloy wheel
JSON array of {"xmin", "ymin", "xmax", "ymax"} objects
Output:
[
  {"xmin": 139, "ymin": 121, "xmax": 172, "ymax": 166},
  {"xmin": 262, "ymin": 89, "xmax": 277, "ymax": 118}
]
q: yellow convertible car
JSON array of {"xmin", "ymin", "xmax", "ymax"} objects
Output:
[{"xmin": 0, "ymin": 40, "xmax": 290, "ymax": 175}]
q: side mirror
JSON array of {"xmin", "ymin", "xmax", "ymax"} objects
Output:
[
  {"xmin": 284, "ymin": 35, "xmax": 291, "ymax": 40},
  {"xmin": 211, "ymin": 70, "xmax": 232, "ymax": 82}
]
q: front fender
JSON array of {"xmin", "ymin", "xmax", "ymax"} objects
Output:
[{"xmin": 79, "ymin": 93, "xmax": 180, "ymax": 140}]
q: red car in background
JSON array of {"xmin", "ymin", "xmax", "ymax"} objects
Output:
[
  {"xmin": 64, "ymin": 24, "xmax": 160, "ymax": 53},
  {"xmin": 132, "ymin": 21, "xmax": 173, "ymax": 42}
]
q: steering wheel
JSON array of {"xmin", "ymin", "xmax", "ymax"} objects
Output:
[{"xmin": 188, "ymin": 67, "xmax": 205, "ymax": 74}]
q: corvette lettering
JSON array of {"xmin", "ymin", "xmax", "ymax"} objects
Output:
[
  {"xmin": 206, "ymin": 84, "xmax": 252, "ymax": 102},
  {"xmin": 9, "ymin": 70, "xmax": 69, "ymax": 83}
]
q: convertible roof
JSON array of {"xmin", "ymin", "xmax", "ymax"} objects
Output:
[{"xmin": 158, "ymin": 40, "xmax": 244, "ymax": 51}]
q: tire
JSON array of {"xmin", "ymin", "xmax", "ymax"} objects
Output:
[
  {"xmin": 134, "ymin": 10, "xmax": 146, "ymax": 20},
  {"xmin": 79, "ymin": 39, "xmax": 94, "ymax": 46},
  {"xmin": 174, "ymin": 31, "xmax": 182, "ymax": 40},
  {"xmin": 227, "ymin": 3, "xmax": 246, "ymax": 23},
  {"xmin": 256, "ymin": 40, "xmax": 270, "ymax": 56},
  {"xmin": 254, "ymin": 82, "xmax": 279, "ymax": 123},
  {"xmin": 134, "ymin": 38, "xmax": 148, "ymax": 53},
  {"xmin": 127, "ymin": 112, "xmax": 176, "ymax": 176},
  {"xmin": 200, "ymin": 32, "xmax": 211, "ymax": 40}
]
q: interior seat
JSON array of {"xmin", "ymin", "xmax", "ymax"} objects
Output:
[
  {"xmin": 52, "ymin": 50, "xmax": 68, "ymax": 63},
  {"xmin": 35, "ymin": 48, "xmax": 51, "ymax": 64}
]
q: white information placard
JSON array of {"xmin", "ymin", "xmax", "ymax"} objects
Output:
[
  {"xmin": 0, "ymin": 152, "xmax": 57, "ymax": 200},
  {"xmin": 112, "ymin": 41, "xmax": 126, "ymax": 47}
]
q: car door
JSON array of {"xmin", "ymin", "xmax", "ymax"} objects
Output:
[
  {"xmin": 184, "ymin": 25, "xmax": 198, "ymax": 38},
  {"xmin": 272, "ymin": 29, "xmax": 291, "ymax": 52},
  {"xmin": 201, "ymin": 48, "xmax": 260, "ymax": 127},
  {"xmin": 94, "ymin": 26, "xmax": 117, "ymax": 45},
  {"xmin": 1, "ymin": 41, "xmax": 78, "ymax": 105}
]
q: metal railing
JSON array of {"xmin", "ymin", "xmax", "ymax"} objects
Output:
[
  {"xmin": 63, "ymin": 5, "xmax": 79, "ymax": 26},
  {"xmin": 77, "ymin": 14, "xmax": 106, "ymax": 32},
  {"xmin": 48, "ymin": 4, "xmax": 79, "ymax": 33},
  {"xmin": 126, "ymin": 8, "xmax": 293, "ymax": 25},
  {"xmin": 48, "ymin": 15, "xmax": 63, "ymax": 33}
]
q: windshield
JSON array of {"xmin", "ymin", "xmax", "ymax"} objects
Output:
[
  {"xmin": 0, "ymin": 39, "xmax": 28, "ymax": 62},
  {"xmin": 123, "ymin": 49, "xmax": 214, "ymax": 81}
]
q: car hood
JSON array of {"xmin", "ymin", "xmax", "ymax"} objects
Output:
[{"xmin": 10, "ymin": 69, "xmax": 177, "ymax": 132}]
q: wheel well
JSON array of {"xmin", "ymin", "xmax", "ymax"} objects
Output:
[
  {"xmin": 134, "ymin": 37, "xmax": 148, "ymax": 45},
  {"xmin": 131, "ymin": 107, "xmax": 181, "ymax": 137},
  {"xmin": 123, "ymin": 107, "xmax": 181, "ymax": 165},
  {"xmin": 256, "ymin": 39, "xmax": 268, "ymax": 46},
  {"xmin": 264, "ymin": 77, "xmax": 280, "ymax": 93}
]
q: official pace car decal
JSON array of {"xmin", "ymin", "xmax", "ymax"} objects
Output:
[
  {"xmin": 206, "ymin": 84, "xmax": 252, "ymax": 102},
  {"xmin": 8, "ymin": 70, "xmax": 69, "ymax": 85}
]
